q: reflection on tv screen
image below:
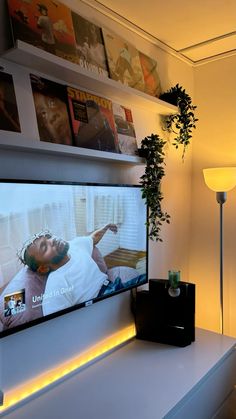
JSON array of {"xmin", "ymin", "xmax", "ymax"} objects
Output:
[{"xmin": 0, "ymin": 181, "xmax": 148, "ymax": 337}]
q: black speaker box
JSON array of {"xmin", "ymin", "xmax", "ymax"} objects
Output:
[{"xmin": 134, "ymin": 279, "xmax": 195, "ymax": 347}]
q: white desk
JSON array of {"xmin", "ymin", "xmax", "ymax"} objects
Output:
[{"xmin": 2, "ymin": 329, "xmax": 236, "ymax": 419}]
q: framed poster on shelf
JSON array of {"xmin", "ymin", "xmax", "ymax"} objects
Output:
[
  {"xmin": 7, "ymin": 0, "xmax": 77, "ymax": 63},
  {"xmin": 0, "ymin": 71, "xmax": 21, "ymax": 133},
  {"xmin": 139, "ymin": 52, "xmax": 161, "ymax": 97},
  {"xmin": 30, "ymin": 74, "xmax": 73, "ymax": 146},
  {"xmin": 67, "ymin": 86, "xmax": 119, "ymax": 153},
  {"xmin": 112, "ymin": 103, "xmax": 138, "ymax": 156},
  {"xmin": 71, "ymin": 11, "xmax": 108, "ymax": 77},
  {"xmin": 102, "ymin": 28, "xmax": 145, "ymax": 92}
]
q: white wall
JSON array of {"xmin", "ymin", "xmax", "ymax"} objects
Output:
[
  {"xmin": 0, "ymin": 0, "xmax": 193, "ymax": 399},
  {"xmin": 189, "ymin": 55, "xmax": 236, "ymax": 335}
]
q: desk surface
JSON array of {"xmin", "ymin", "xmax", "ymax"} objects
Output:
[{"xmin": 2, "ymin": 329, "xmax": 236, "ymax": 419}]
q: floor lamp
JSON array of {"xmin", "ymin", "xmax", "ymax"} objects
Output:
[{"xmin": 203, "ymin": 167, "xmax": 236, "ymax": 334}]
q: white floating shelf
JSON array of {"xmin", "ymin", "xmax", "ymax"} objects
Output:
[
  {"xmin": 0, "ymin": 133, "xmax": 145, "ymax": 165},
  {"xmin": 2, "ymin": 40, "xmax": 178, "ymax": 115}
]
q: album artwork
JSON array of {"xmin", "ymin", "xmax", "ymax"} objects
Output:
[
  {"xmin": 102, "ymin": 28, "xmax": 145, "ymax": 92},
  {"xmin": 7, "ymin": 0, "xmax": 77, "ymax": 63},
  {"xmin": 30, "ymin": 74, "xmax": 73, "ymax": 146},
  {"xmin": 139, "ymin": 52, "xmax": 161, "ymax": 97},
  {"xmin": 4, "ymin": 290, "xmax": 26, "ymax": 317},
  {"xmin": 71, "ymin": 11, "xmax": 108, "ymax": 77},
  {"xmin": 67, "ymin": 86, "xmax": 119, "ymax": 153},
  {"xmin": 112, "ymin": 103, "xmax": 138, "ymax": 155},
  {"xmin": 0, "ymin": 71, "xmax": 21, "ymax": 132}
]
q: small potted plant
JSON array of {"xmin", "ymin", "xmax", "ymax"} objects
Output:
[{"xmin": 159, "ymin": 84, "xmax": 198, "ymax": 160}]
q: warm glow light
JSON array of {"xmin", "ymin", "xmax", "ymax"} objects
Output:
[
  {"xmin": 0, "ymin": 325, "xmax": 136, "ymax": 414},
  {"xmin": 203, "ymin": 167, "xmax": 236, "ymax": 192}
]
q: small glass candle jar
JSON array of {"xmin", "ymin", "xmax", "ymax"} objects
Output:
[
  {"xmin": 168, "ymin": 270, "xmax": 180, "ymax": 288},
  {"xmin": 168, "ymin": 270, "xmax": 181, "ymax": 297}
]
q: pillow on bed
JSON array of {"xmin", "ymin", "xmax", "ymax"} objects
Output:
[{"xmin": 0, "ymin": 267, "xmax": 47, "ymax": 332}]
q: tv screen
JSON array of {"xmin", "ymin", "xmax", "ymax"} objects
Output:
[{"xmin": 0, "ymin": 180, "xmax": 148, "ymax": 337}]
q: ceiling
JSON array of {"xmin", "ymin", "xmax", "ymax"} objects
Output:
[{"xmin": 87, "ymin": 0, "xmax": 236, "ymax": 65}]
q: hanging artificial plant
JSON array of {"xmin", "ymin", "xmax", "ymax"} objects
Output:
[
  {"xmin": 140, "ymin": 84, "xmax": 198, "ymax": 241},
  {"xmin": 139, "ymin": 133, "xmax": 170, "ymax": 241},
  {"xmin": 159, "ymin": 84, "xmax": 198, "ymax": 160}
]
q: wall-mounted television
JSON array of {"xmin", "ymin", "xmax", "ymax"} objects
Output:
[{"xmin": 0, "ymin": 180, "xmax": 148, "ymax": 337}]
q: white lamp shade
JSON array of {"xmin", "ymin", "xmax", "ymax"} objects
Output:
[{"xmin": 203, "ymin": 167, "xmax": 236, "ymax": 192}]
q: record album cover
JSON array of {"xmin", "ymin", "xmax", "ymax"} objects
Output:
[
  {"xmin": 112, "ymin": 103, "xmax": 138, "ymax": 155},
  {"xmin": 67, "ymin": 86, "xmax": 119, "ymax": 153},
  {"xmin": 30, "ymin": 74, "xmax": 73, "ymax": 145},
  {"xmin": 102, "ymin": 28, "xmax": 145, "ymax": 92},
  {"xmin": 71, "ymin": 11, "xmax": 108, "ymax": 77},
  {"xmin": 7, "ymin": 0, "xmax": 77, "ymax": 63},
  {"xmin": 139, "ymin": 52, "xmax": 161, "ymax": 97},
  {"xmin": 0, "ymin": 71, "xmax": 21, "ymax": 133}
]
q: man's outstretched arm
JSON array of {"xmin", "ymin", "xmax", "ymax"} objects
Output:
[{"xmin": 91, "ymin": 224, "xmax": 118, "ymax": 245}]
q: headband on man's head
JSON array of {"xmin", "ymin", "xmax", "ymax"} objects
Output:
[{"xmin": 17, "ymin": 230, "xmax": 52, "ymax": 265}]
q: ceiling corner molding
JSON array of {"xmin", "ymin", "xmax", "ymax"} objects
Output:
[
  {"xmin": 192, "ymin": 49, "xmax": 236, "ymax": 67},
  {"xmin": 80, "ymin": 0, "xmax": 194, "ymax": 67},
  {"xmin": 80, "ymin": 0, "xmax": 236, "ymax": 68}
]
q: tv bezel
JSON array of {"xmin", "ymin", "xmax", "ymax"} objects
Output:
[{"xmin": 0, "ymin": 179, "xmax": 148, "ymax": 338}]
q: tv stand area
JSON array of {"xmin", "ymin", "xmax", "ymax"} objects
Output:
[{"xmin": 3, "ymin": 328, "xmax": 236, "ymax": 419}]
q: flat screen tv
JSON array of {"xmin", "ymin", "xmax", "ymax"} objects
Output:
[{"xmin": 0, "ymin": 180, "xmax": 148, "ymax": 337}]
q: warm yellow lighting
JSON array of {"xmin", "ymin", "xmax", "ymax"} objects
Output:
[
  {"xmin": 203, "ymin": 167, "xmax": 236, "ymax": 192},
  {"xmin": 0, "ymin": 325, "xmax": 136, "ymax": 414}
]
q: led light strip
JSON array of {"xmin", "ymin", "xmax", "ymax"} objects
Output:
[{"xmin": 0, "ymin": 325, "xmax": 136, "ymax": 414}]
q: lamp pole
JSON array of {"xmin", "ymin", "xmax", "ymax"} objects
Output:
[
  {"xmin": 203, "ymin": 167, "xmax": 236, "ymax": 335},
  {"xmin": 216, "ymin": 191, "xmax": 226, "ymax": 334}
]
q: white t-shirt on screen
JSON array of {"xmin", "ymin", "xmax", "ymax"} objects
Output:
[{"xmin": 42, "ymin": 236, "xmax": 107, "ymax": 316}]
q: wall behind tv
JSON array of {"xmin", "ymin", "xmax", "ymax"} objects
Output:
[{"xmin": 0, "ymin": 0, "xmax": 193, "ymax": 400}]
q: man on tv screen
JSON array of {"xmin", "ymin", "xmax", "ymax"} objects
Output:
[{"xmin": 18, "ymin": 225, "xmax": 142, "ymax": 316}]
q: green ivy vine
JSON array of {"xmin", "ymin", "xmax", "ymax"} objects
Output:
[
  {"xmin": 140, "ymin": 134, "xmax": 170, "ymax": 241},
  {"xmin": 140, "ymin": 84, "xmax": 198, "ymax": 241}
]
